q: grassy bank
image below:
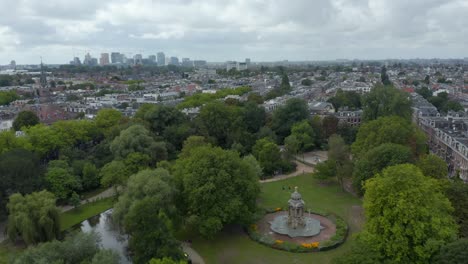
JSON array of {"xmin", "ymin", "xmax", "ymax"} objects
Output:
[{"xmin": 59, "ymin": 197, "xmax": 114, "ymax": 231}]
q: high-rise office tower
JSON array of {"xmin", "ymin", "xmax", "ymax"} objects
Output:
[
  {"xmin": 100, "ymin": 53, "xmax": 110, "ymax": 65},
  {"xmin": 111, "ymin": 52, "xmax": 122, "ymax": 64},
  {"xmin": 148, "ymin": 55, "xmax": 156, "ymax": 63},
  {"xmin": 157, "ymin": 52, "xmax": 166, "ymax": 66},
  {"xmin": 134, "ymin": 54, "xmax": 143, "ymax": 65},
  {"xmin": 169, "ymin": 56, "xmax": 179, "ymax": 65}
]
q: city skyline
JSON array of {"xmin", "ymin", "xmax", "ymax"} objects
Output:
[{"xmin": 1, "ymin": 0, "xmax": 468, "ymax": 64}]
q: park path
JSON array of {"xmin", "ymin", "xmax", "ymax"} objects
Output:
[
  {"xmin": 60, "ymin": 187, "xmax": 116, "ymax": 213},
  {"xmin": 259, "ymin": 161, "xmax": 315, "ymax": 183},
  {"xmin": 182, "ymin": 242, "xmax": 206, "ymax": 264}
]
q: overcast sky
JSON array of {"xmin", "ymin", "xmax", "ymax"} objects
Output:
[{"xmin": 1, "ymin": 0, "xmax": 468, "ymax": 64}]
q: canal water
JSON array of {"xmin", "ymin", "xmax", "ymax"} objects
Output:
[{"xmin": 78, "ymin": 209, "xmax": 132, "ymax": 263}]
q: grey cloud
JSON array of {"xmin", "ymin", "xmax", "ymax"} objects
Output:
[{"xmin": 0, "ymin": 0, "xmax": 468, "ymax": 64}]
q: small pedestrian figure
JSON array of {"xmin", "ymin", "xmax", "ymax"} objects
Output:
[{"xmin": 282, "ymin": 186, "xmax": 285, "ymax": 190}]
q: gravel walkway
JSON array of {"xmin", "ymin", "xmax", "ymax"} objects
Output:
[{"xmin": 182, "ymin": 242, "xmax": 206, "ymax": 264}]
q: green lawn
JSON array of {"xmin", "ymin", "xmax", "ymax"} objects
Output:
[
  {"xmin": 190, "ymin": 174, "xmax": 363, "ymax": 264},
  {"xmin": 59, "ymin": 197, "xmax": 114, "ymax": 231}
]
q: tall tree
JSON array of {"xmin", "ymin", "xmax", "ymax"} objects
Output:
[
  {"xmin": 110, "ymin": 124, "xmax": 167, "ymax": 163},
  {"xmin": 289, "ymin": 120, "xmax": 315, "ymax": 152},
  {"xmin": 252, "ymin": 138, "xmax": 283, "ymax": 176},
  {"xmin": 174, "ymin": 145, "xmax": 260, "ymax": 238},
  {"xmin": 45, "ymin": 160, "xmax": 81, "ymax": 201},
  {"xmin": 12, "ymin": 110, "xmax": 39, "ymax": 131},
  {"xmin": 362, "ymin": 85, "xmax": 412, "ymax": 121},
  {"xmin": 445, "ymin": 180, "xmax": 468, "ymax": 238},
  {"xmin": 113, "ymin": 169, "xmax": 183, "ymax": 264},
  {"xmin": 416, "ymin": 154, "xmax": 448, "ymax": 179},
  {"xmin": 351, "ymin": 116, "xmax": 426, "ymax": 158},
  {"xmin": 271, "ymin": 98, "xmax": 309, "ymax": 141},
  {"xmin": 431, "ymin": 239, "xmax": 468, "ymax": 264},
  {"xmin": 195, "ymin": 101, "xmax": 237, "ymax": 148},
  {"xmin": 328, "ymin": 135, "xmax": 351, "ymax": 191},
  {"xmin": 352, "ymin": 143, "xmax": 413, "ymax": 195},
  {"xmin": 362, "ymin": 164, "xmax": 457, "ymax": 263},
  {"xmin": 7, "ymin": 190, "xmax": 60, "ymax": 245}
]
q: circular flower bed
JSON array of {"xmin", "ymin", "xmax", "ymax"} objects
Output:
[{"xmin": 247, "ymin": 209, "xmax": 348, "ymax": 253}]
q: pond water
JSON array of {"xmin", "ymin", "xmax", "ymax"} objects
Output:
[{"xmin": 78, "ymin": 209, "xmax": 132, "ymax": 263}]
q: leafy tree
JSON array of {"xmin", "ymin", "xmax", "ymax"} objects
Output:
[
  {"xmin": 243, "ymin": 154, "xmax": 263, "ymax": 179},
  {"xmin": 445, "ymin": 180, "xmax": 468, "ymax": 238},
  {"xmin": 100, "ymin": 160, "xmax": 130, "ymax": 194},
  {"xmin": 13, "ymin": 110, "xmax": 39, "ymax": 131},
  {"xmin": 416, "ymin": 154, "xmax": 448, "ymax": 179},
  {"xmin": 123, "ymin": 152, "xmax": 151, "ymax": 174},
  {"xmin": 242, "ymin": 102, "xmax": 266, "ymax": 134},
  {"xmin": 13, "ymin": 232, "xmax": 118, "ymax": 264},
  {"xmin": 110, "ymin": 124, "xmax": 167, "ymax": 163},
  {"xmin": 196, "ymin": 101, "xmax": 237, "ymax": 148},
  {"xmin": 69, "ymin": 191, "xmax": 80, "ymax": 208},
  {"xmin": 174, "ymin": 145, "xmax": 260, "ymax": 238},
  {"xmin": 178, "ymin": 135, "xmax": 210, "ymax": 159},
  {"xmin": 284, "ymin": 134, "xmax": 300, "ymax": 158},
  {"xmin": 362, "ymin": 164, "xmax": 457, "ymax": 263},
  {"xmin": 252, "ymin": 138, "xmax": 283, "ymax": 176},
  {"xmin": 247, "ymin": 93, "xmax": 264, "ymax": 104},
  {"xmin": 149, "ymin": 257, "xmax": 187, "ymax": 264},
  {"xmin": 0, "ymin": 149, "xmax": 42, "ymax": 219},
  {"xmin": 91, "ymin": 249, "xmax": 121, "ymax": 264},
  {"xmin": 332, "ymin": 237, "xmax": 382, "ymax": 264},
  {"xmin": 322, "ymin": 115, "xmax": 339, "ymax": 138},
  {"xmin": 431, "ymin": 239, "xmax": 468, "ymax": 264},
  {"xmin": 7, "ymin": 190, "xmax": 60, "ymax": 245},
  {"xmin": 301, "ymin": 78, "xmax": 313, "ymax": 86},
  {"xmin": 95, "ymin": 108, "xmax": 123, "ymax": 136},
  {"xmin": 380, "ymin": 66, "xmax": 391, "ymax": 85},
  {"xmin": 416, "ymin": 86, "xmax": 432, "ymax": 99},
  {"xmin": 0, "ymin": 130, "xmax": 32, "ymax": 154},
  {"xmin": 362, "ymin": 85, "xmax": 412, "ymax": 121},
  {"xmin": 352, "ymin": 143, "xmax": 413, "ymax": 195},
  {"xmin": 139, "ymin": 104, "xmax": 186, "ymax": 135},
  {"xmin": 82, "ymin": 162, "xmax": 100, "ymax": 189},
  {"xmin": 327, "ymin": 89, "xmax": 362, "ymax": 110},
  {"xmin": 45, "ymin": 161, "xmax": 81, "ymax": 201},
  {"xmin": 290, "ymin": 120, "xmax": 315, "ymax": 152},
  {"xmin": 113, "ymin": 169, "xmax": 183, "ymax": 264},
  {"xmin": 313, "ymin": 160, "xmax": 336, "ymax": 180},
  {"xmin": 25, "ymin": 124, "xmax": 63, "ymax": 159},
  {"xmin": 52, "ymin": 120, "xmax": 98, "ymax": 148},
  {"xmin": 271, "ymin": 98, "xmax": 309, "ymax": 141},
  {"xmin": 0, "ymin": 90, "xmax": 19, "ymax": 105},
  {"xmin": 352, "ymin": 116, "xmax": 426, "ymax": 158},
  {"xmin": 328, "ymin": 135, "xmax": 351, "ymax": 190}
]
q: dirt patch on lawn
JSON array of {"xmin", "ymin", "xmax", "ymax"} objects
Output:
[{"xmin": 256, "ymin": 211, "xmax": 336, "ymax": 244}]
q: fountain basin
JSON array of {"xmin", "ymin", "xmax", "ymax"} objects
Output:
[{"xmin": 269, "ymin": 215, "xmax": 324, "ymax": 238}]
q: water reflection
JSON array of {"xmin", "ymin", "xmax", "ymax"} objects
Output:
[{"xmin": 79, "ymin": 209, "xmax": 131, "ymax": 263}]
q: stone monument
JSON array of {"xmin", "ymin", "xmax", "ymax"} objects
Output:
[
  {"xmin": 269, "ymin": 186, "xmax": 324, "ymax": 238},
  {"xmin": 288, "ymin": 186, "xmax": 305, "ymax": 229}
]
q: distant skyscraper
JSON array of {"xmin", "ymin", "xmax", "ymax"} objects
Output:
[
  {"xmin": 100, "ymin": 53, "xmax": 110, "ymax": 66},
  {"xmin": 245, "ymin": 58, "xmax": 251, "ymax": 66},
  {"xmin": 148, "ymin": 55, "xmax": 156, "ymax": 63},
  {"xmin": 10, "ymin": 60, "xmax": 16, "ymax": 69},
  {"xmin": 134, "ymin": 54, "xmax": 143, "ymax": 65},
  {"xmin": 182, "ymin": 58, "xmax": 192, "ymax": 67},
  {"xmin": 83, "ymin": 53, "xmax": 93, "ymax": 65},
  {"xmin": 157, "ymin": 52, "xmax": 166, "ymax": 66},
  {"xmin": 169, "ymin": 56, "xmax": 179, "ymax": 65},
  {"xmin": 193, "ymin": 60, "xmax": 207, "ymax": 68},
  {"xmin": 70, "ymin": 57, "xmax": 81, "ymax": 65},
  {"xmin": 111, "ymin": 52, "xmax": 123, "ymax": 64}
]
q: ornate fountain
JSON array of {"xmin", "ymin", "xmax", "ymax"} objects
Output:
[{"xmin": 269, "ymin": 187, "xmax": 324, "ymax": 238}]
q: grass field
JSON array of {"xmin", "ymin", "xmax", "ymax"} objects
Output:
[
  {"xmin": 59, "ymin": 197, "xmax": 114, "ymax": 231},
  {"xmin": 190, "ymin": 173, "xmax": 363, "ymax": 264}
]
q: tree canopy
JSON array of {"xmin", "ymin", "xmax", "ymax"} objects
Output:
[
  {"xmin": 351, "ymin": 116, "xmax": 426, "ymax": 158},
  {"xmin": 7, "ymin": 190, "xmax": 61, "ymax": 245},
  {"xmin": 174, "ymin": 144, "xmax": 260, "ymax": 238},
  {"xmin": 13, "ymin": 110, "xmax": 39, "ymax": 131},
  {"xmin": 271, "ymin": 98, "xmax": 309, "ymax": 141},
  {"xmin": 362, "ymin": 85, "xmax": 412, "ymax": 121},
  {"xmin": 362, "ymin": 164, "xmax": 457, "ymax": 263}
]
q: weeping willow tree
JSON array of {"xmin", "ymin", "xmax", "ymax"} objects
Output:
[{"xmin": 7, "ymin": 190, "xmax": 60, "ymax": 245}]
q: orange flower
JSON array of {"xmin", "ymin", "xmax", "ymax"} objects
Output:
[
  {"xmin": 275, "ymin": 240, "xmax": 284, "ymax": 244},
  {"xmin": 311, "ymin": 242, "xmax": 320, "ymax": 248},
  {"xmin": 275, "ymin": 207, "xmax": 282, "ymax": 211}
]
